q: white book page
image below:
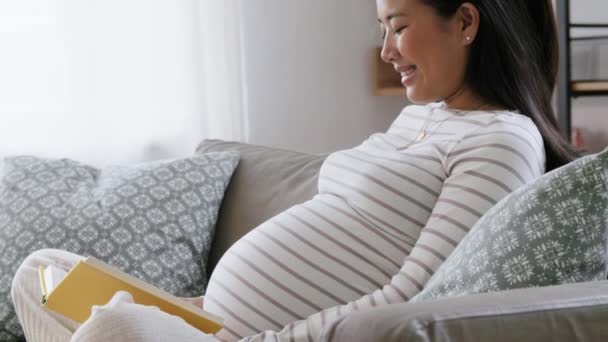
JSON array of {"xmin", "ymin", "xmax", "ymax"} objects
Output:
[{"xmin": 44, "ymin": 264, "xmax": 68, "ymax": 294}]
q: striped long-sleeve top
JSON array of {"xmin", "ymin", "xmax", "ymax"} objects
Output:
[{"xmin": 203, "ymin": 102, "xmax": 545, "ymax": 341}]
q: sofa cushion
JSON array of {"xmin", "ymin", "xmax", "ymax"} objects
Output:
[
  {"xmin": 0, "ymin": 152, "xmax": 238, "ymax": 341},
  {"xmin": 412, "ymin": 148, "xmax": 608, "ymax": 302},
  {"xmin": 196, "ymin": 139, "xmax": 325, "ymax": 276}
]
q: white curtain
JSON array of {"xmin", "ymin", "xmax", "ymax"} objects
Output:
[
  {"xmin": 199, "ymin": 0, "xmax": 249, "ymax": 145},
  {"xmin": 0, "ymin": 0, "xmax": 247, "ymax": 167}
]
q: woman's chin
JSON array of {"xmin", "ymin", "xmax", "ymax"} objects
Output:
[{"xmin": 405, "ymin": 89, "xmax": 429, "ymax": 104}]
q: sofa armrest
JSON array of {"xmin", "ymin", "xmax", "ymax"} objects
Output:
[{"xmin": 320, "ymin": 281, "xmax": 608, "ymax": 342}]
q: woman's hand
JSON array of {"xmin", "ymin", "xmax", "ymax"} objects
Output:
[{"xmin": 180, "ymin": 296, "xmax": 204, "ymax": 309}]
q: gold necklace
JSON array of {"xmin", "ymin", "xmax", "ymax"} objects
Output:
[
  {"xmin": 412, "ymin": 107, "xmax": 435, "ymax": 143},
  {"xmin": 398, "ymin": 102, "xmax": 487, "ymax": 150}
]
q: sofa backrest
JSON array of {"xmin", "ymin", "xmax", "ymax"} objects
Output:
[{"xmin": 196, "ymin": 139, "xmax": 326, "ymax": 277}]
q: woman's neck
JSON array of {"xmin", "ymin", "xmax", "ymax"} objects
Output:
[{"xmin": 441, "ymin": 84, "xmax": 503, "ymax": 111}]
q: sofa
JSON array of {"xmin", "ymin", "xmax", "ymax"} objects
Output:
[
  {"xmin": 3, "ymin": 138, "xmax": 605, "ymax": 341},
  {"xmin": 199, "ymin": 139, "xmax": 608, "ymax": 342}
]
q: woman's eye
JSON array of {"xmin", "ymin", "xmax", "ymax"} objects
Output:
[
  {"xmin": 395, "ymin": 26, "xmax": 407, "ymax": 35},
  {"xmin": 380, "ymin": 26, "xmax": 406, "ymax": 41}
]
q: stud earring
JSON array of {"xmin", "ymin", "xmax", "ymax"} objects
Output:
[{"xmin": 466, "ymin": 36, "xmax": 471, "ymax": 41}]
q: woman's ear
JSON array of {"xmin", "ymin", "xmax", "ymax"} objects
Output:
[{"xmin": 458, "ymin": 2, "xmax": 480, "ymax": 45}]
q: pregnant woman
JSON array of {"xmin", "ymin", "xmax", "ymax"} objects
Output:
[{"xmin": 11, "ymin": 0, "xmax": 578, "ymax": 341}]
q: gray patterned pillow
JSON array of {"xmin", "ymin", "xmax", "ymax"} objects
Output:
[
  {"xmin": 0, "ymin": 152, "xmax": 239, "ymax": 341},
  {"xmin": 412, "ymin": 148, "xmax": 608, "ymax": 303}
]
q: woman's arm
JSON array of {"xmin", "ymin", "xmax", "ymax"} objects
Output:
[{"xmin": 240, "ymin": 119, "xmax": 545, "ymax": 341}]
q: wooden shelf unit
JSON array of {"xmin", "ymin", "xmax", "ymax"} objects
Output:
[{"xmin": 556, "ymin": 0, "xmax": 608, "ymax": 139}]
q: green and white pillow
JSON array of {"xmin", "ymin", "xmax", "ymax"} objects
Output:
[
  {"xmin": 0, "ymin": 152, "xmax": 239, "ymax": 341},
  {"xmin": 413, "ymin": 148, "xmax": 608, "ymax": 302}
]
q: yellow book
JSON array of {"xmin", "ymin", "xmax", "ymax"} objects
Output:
[{"xmin": 38, "ymin": 256, "xmax": 223, "ymax": 334}]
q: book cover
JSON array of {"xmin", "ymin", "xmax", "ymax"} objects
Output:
[{"xmin": 39, "ymin": 256, "xmax": 223, "ymax": 334}]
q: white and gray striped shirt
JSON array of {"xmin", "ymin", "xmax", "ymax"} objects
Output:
[{"xmin": 204, "ymin": 103, "xmax": 545, "ymax": 341}]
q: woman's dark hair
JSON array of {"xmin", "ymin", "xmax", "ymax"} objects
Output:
[{"xmin": 422, "ymin": 0, "xmax": 579, "ymax": 171}]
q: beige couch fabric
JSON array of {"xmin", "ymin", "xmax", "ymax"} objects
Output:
[{"xmin": 196, "ymin": 140, "xmax": 326, "ymax": 276}]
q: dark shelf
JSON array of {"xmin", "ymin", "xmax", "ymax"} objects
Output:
[
  {"xmin": 571, "ymin": 35, "xmax": 608, "ymax": 41},
  {"xmin": 570, "ymin": 23, "xmax": 608, "ymax": 28}
]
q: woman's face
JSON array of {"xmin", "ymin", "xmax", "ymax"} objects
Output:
[{"xmin": 377, "ymin": 0, "xmax": 470, "ymax": 104}]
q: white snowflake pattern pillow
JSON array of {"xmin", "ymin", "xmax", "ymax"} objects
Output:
[
  {"xmin": 0, "ymin": 152, "xmax": 239, "ymax": 340},
  {"xmin": 412, "ymin": 148, "xmax": 608, "ymax": 302}
]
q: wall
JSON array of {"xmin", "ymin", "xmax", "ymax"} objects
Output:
[{"xmin": 240, "ymin": 0, "xmax": 405, "ymax": 154}]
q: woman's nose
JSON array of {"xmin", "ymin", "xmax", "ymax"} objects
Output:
[{"xmin": 380, "ymin": 37, "xmax": 398, "ymax": 63}]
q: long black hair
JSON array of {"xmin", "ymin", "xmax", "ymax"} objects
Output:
[{"xmin": 422, "ymin": 0, "xmax": 579, "ymax": 171}]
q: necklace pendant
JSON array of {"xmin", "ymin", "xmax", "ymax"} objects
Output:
[{"xmin": 416, "ymin": 131, "xmax": 427, "ymax": 142}]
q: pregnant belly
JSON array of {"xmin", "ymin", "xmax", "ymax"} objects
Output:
[{"xmin": 203, "ymin": 195, "xmax": 408, "ymax": 340}]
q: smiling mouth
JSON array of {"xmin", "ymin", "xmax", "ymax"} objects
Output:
[
  {"xmin": 399, "ymin": 65, "xmax": 417, "ymax": 86},
  {"xmin": 400, "ymin": 65, "xmax": 416, "ymax": 76}
]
